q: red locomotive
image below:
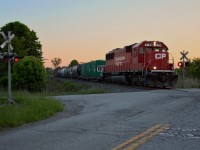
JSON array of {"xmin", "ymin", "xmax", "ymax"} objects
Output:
[{"xmin": 103, "ymin": 40, "xmax": 178, "ymax": 88}]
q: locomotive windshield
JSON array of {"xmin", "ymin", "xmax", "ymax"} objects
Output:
[{"xmin": 145, "ymin": 48, "xmax": 167, "ymax": 52}]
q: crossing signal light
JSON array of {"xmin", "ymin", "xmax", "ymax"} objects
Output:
[
  {"xmin": 185, "ymin": 61, "xmax": 190, "ymax": 67},
  {"xmin": 3, "ymin": 56, "xmax": 9, "ymax": 62},
  {"xmin": 0, "ymin": 54, "xmax": 8, "ymax": 62},
  {"xmin": 0, "ymin": 55, "xmax": 9, "ymax": 62},
  {"xmin": 0, "ymin": 54, "xmax": 24, "ymax": 63},
  {"xmin": 14, "ymin": 57, "xmax": 19, "ymax": 62},
  {"xmin": 178, "ymin": 62, "xmax": 183, "ymax": 68},
  {"xmin": 13, "ymin": 56, "xmax": 24, "ymax": 63}
]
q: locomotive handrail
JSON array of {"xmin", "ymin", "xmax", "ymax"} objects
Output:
[
  {"xmin": 146, "ymin": 52, "xmax": 152, "ymax": 75},
  {"xmin": 146, "ymin": 59, "xmax": 151, "ymax": 73},
  {"xmin": 142, "ymin": 52, "xmax": 146, "ymax": 76}
]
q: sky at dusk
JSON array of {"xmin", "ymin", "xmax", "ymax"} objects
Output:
[{"xmin": 0, "ymin": 0, "xmax": 200, "ymax": 68}]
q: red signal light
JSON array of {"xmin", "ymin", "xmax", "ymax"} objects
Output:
[
  {"xmin": 13, "ymin": 56, "xmax": 23, "ymax": 63},
  {"xmin": 14, "ymin": 57, "xmax": 19, "ymax": 62},
  {"xmin": 3, "ymin": 56, "xmax": 8, "ymax": 62},
  {"xmin": 177, "ymin": 62, "xmax": 183, "ymax": 67}
]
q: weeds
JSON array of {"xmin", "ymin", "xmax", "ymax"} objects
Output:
[
  {"xmin": 43, "ymin": 77, "xmax": 108, "ymax": 95},
  {"xmin": 0, "ymin": 93, "xmax": 63, "ymax": 129},
  {"xmin": 176, "ymin": 77, "xmax": 200, "ymax": 88}
]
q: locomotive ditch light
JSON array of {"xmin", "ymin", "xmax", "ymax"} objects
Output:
[
  {"xmin": 153, "ymin": 41, "xmax": 156, "ymax": 46},
  {"xmin": 153, "ymin": 66, "xmax": 157, "ymax": 70}
]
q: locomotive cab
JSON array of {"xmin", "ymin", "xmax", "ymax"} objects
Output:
[{"xmin": 140, "ymin": 41, "xmax": 178, "ymax": 87}]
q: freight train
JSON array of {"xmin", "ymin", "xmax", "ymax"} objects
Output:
[
  {"xmin": 55, "ymin": 40, "xmax": 178, "ymax": 88},
  {"xmin": 55, "ymin": 60, "xmax": 105, "ymax": 80}
]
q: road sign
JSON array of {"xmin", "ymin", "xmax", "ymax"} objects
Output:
[
  {"xmin": 1, "ymin": 31, "xmax": 7, "ymax": 39},
  {"xmin": 180, "ymin": 51, "xmax": 189, "ymax": 61},
  {"xmin": 0, "ymin": 31, "xmax": 15, "ymax": 50}
]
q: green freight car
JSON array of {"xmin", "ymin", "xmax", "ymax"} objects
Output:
[{"xmin": 81, "ymin": 60, "xmax": 105, "ymax": 80}]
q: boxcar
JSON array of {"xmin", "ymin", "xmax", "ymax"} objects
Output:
[{"xmin": 81, "ymin": 60, "xmax": 105, "ymax": 80}]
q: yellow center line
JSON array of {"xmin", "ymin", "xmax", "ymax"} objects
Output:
[
  {"xmin": 112, "ymin": 124, "xmax": 164, "ymax": 150},
  {"xmin": 126, "ymin": 124, "xmax": 170, "ymax": 150}
]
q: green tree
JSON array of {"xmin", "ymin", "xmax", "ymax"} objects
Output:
[
  {"xmin": 0, "ymin": 21, "xmax": 42, "ymax": 58},
  {"xmin": 12, "ymin": 56, "xmax": 47, "ymax": 92},
  {"xmin": 0, "ymin": 21, "xmax": 43, "ymax": 84},
  {"xmin": 51, "ymin": 57, "xmax": 62, "ymax": 69},
  {"xmin": 187, "ymin": 58, "xmax": 200, "ymax": 79},
  {"xmin": 46, "ymin": 67, "xmax": 53, "ymax": 76},
  {"xmin": 69, "ymin": 59, "xmax": 79, "ymax": 67}
]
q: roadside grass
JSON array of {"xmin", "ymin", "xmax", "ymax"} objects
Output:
[
  {"xmin": 0, "ymin": 92, "xmax": 64, "ymax": 130},
  {"xmin": 176, "ymin": 77, "xmax": 200, "ymax": 88},
  {"xmin": 43, "ymin": 77, "xmax": 109, "ymax": 95},
  {"xmin": 0, "ymin": 77, "xmax": 108, "ymax": 130}
]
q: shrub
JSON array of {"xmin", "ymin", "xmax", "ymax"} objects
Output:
[
  {"xmin": 64, "ymin": 81, "xmax": 89, "ymax": 92},
  {"xmin": 12, "ymin": 56, "xmax": 47, "ymax": 92},
  {"xmin": 0, "ymin": 76, "xmax": 8, "ymax": 88}
]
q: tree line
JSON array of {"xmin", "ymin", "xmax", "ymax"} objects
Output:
[{"xmin": 179, "ymin": 58, "xmax": 200, "ymax": 80}]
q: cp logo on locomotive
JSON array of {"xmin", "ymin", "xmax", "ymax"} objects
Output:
[{"xmin": 155, "ymin": 53, "xmax": 166, "ymax": 59}]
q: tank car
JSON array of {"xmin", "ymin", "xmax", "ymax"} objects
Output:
[
  {"xmin": 103, "ymin": 41, "xmax": 178, "ymax": 88},
  {"xmin": 58, "ymin": 67, "xmax": 66, "ymax": 77}
]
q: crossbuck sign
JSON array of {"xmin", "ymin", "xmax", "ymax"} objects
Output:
[
  {"xmin": 0, "ymin": 31, "xmax": 15, "ymax": 50},
  {"xmin": 180, "ymin": 51, "xmax": 189, "ymax": 61}
]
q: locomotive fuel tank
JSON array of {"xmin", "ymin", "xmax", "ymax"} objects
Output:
[{"xmin": 111, "ymin": 75, "xmax": 129, "ymax": 84}]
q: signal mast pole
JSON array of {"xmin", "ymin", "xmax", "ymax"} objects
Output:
[
  {"xmin": 7, "ymin": 32, "xmax": 13, "ymax": 103},
  {"xmin": 0, "ymin": 31, "xmax": 15, "ymax": 103},
  {"xmin": 182, "ymin": 51, "xmax": 185, "ymax": 88},
  {"xmin": 180, "ymin": 50, "xmax": 189, "ymax": 88}
]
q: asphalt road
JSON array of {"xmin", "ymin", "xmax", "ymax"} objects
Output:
[{"xmin": 0, "ymin": 88, "xmax": 200, "ymax": 150}]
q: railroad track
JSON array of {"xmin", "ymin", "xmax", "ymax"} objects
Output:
[{"xmin": 55, "ymin": 77, "xmax": 170, "ymax": 93}]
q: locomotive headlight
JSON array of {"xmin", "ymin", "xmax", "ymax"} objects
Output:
[
  {"xmin": 153, "ymin": 66, "xmax": 157, "ymax": 70},
  {"xmin": 153, "ymin": 41, "xmax": 156, "ymax": 46}
]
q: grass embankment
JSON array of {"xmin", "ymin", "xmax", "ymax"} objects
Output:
[
  {"xmin": 0, "ymin": 78, "xmax": 108, "ymax": 130},
  {"xmin": 0, "ymin": 91, "xmax": 64, "ymax": 130},
  {"xmin": 44, "ymin": 77, "xmax": 109, "ymax": 95}
]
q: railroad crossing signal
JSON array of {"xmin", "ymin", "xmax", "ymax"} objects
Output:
[
  {"xmin": 0, "ymin": 53, "xmax": 23, "ymax": 63},
  {"xmin": 180, "ymin": 51, "xmax": 189, "ymax": 61},
  {"xmin": 0, "ymin": 31, "xmax": 15, "ymax": 50},
  {"xmin": 0, "ymin": 31, "xmax": 15, "ymax": 103},
  {"xmin": 179, "ymin": 50, "xmax": 189, "ymax": 88}
]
